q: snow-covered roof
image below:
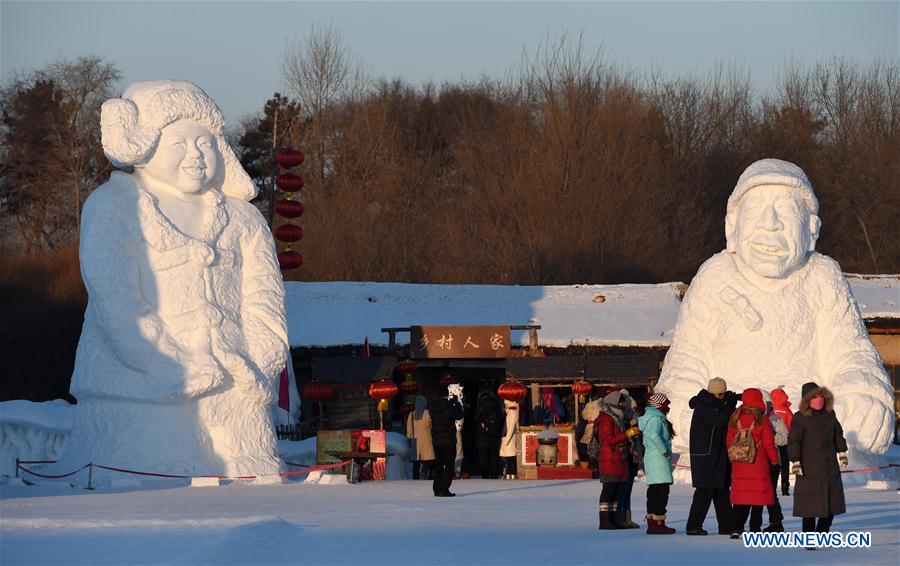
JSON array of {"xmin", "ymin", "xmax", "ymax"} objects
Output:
[
  {"xmin": 286, "ymin": 275, "xmax": 899, "ymax": 349},
  {"xmin": 845, "ymin": 274, "xmax": 900, "ymax": 319}
]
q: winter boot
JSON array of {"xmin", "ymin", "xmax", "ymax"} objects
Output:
[
  {"xmin": 623, "ymin": 510, "xmax": 641, "ymax": 529},
  {"xmin": 610, "ymin": 503, "xmax": 630, "ymax": 529},
  {"xmin": 598, "ymin": 504, "xmax": 619, "ymax": 530},
  {"xmin": 646, "ymin": 514, "xmax": 676, "ymax": 534}
]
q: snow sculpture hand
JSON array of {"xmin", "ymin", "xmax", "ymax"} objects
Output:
[
  {"xmin": 178, "ymin": 350, "xmax": 226, "ymax": 399},
  {"xmin": 833, "ymin": 394, "xmax": 893, "ymax": 454}
]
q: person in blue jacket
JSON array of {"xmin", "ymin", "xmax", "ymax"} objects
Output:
[{"xmin": 639, "ymin": 393, "xmax": 676, "ymax": 534}]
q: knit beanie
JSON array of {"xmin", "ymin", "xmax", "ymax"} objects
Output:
[
  {"xmin": 648, "ymin": 392, "xmax": 669, "ymax": 409},
  {"xmin": 706, "ymin": 377, "xmax": 727, "ymax": 394}
]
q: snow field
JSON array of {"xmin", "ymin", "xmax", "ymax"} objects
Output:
[{"xmin": 1, "ymin": 480, "xmax": 897, "ymax": 565}]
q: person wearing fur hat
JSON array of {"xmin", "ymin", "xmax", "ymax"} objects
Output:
[
  {"xmin": 615, "ymin": 389, "xmax": 642, "ymax": 528},
  {"xmin": 685, "ymin": 377, "xmax": 740, "ymax": 536},
  {"xmin": 499, "ymin": 399, "xmax": 520, "ymax": 479},
  {"xmin": 749, "ymin": 390, "xmax": 788, "ymax": 532},
  {"xmin": 57, "ymin": 80, "xmax": 286, "ymax": 477},
  {"xmin": 595, "ymin": 391, "xmax": 641, "ymax": 529},
  {"xmin": 770, "ymin": 387, "xmax": 793, "ymax": 496},
  {"xmin": 788, "ymin": 382, "xmax": 848, "ymax": 535},
  {"xmin": 727, "ymin": 388, "xmax": 779, "ymax": 538},
  {"xmin": 639, "ymin": 393, "xmax": 677, "ymax": 534}
]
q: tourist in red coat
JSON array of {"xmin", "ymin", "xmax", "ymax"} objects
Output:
[
  {"xmin": 595, "ymin": 391, "xmax": 641, "ymax": 529},
  {"xmin": 726, "ymin": 388, "xmax": 779, "ymax": 538}
]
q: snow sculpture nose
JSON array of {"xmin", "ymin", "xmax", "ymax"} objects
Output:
[{"xmin": 757, "ymin": 203, "xmax": 783, "ymax": 231}]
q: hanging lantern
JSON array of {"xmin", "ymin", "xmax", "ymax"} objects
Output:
[
  {"xmin": 275, "ymin": 224, "xmax": 304, "ymax": 243},
  {"xmin": 400, "ymin": 380, "xmax": 419, "ymax": 396},
  {"xmin": 302, "ymin": 381, "xmax": 332, "ymax": 402},
  {"xmin": 498, "ymin": 380, "xmax": 527, "ymax": 402},
  {"xmin": 278, "ymin": 250, "xmax": 303, "ymax": 270},
  {"xmin": 397, "ymin": 359, "xmax": 417, "ymax": 376},
  {"xmin": 369, "ymin": 379, "xmax": 398, "ymax": 401},
  {"xmin": 276, "ymin": 149, "xmax": 305, "ymax": 168},
  {"xmin": 275, "ymin": 200, "xmax": 305, "ymax": 218},
  {"xmin": 276, "ymin": 173, "xmax": 304, "ymax": 192},
  {"xmin": 439, "ymin": 375, "xmax": 458, "ymax": 386},
  {"xmin": 572, "ymin": 380, "xmax": 592, "ymax": 402},
  {"xmin": 400, "ymin": 402, "xmax": 416, "ymax": 418}
]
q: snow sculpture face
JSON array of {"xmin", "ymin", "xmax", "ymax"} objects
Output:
[
  {"xmin": 727, "ymin": 185, "xmax": 817, "ymax": 280},
  {"xmin": 138, "ymin": 120, "xmax": 220, "ymax": 195}
]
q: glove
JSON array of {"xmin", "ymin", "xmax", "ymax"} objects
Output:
[
  {"xmin": 636, "ymin": 469, "xmax": 646, "ymax": 479},
  {"xmin": 663, "ymin": 451, "xmax": 671, "ymax": 458},
  {"xmin": 838, "ymin": 452, "xmax": 848, "ymax": 470},
  {"xmin": 791, "ymin": 461, "xmax": 803, "ymax": 476},
  {"xmin": 625, "ymin": 426, "xmax": 641, "ymax": 438}
]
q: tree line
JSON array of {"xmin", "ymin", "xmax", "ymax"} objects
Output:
[{"xmin": 1, "ymin": 33, "xmax": 898, "ymax": 401}]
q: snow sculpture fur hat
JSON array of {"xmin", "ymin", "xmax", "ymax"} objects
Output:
[
  {"xmin": 100, "ymin": 80, "xmax": 257, "ymax": 201},
  {"xmin": 725, "ymin": 158, "xmax": 821, "ymax": 254}
]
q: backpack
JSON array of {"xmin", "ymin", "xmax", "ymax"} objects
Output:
[
  {"xmin": 727, "ymin": 420, "xmax": 759, "ymax": 463},
  {"xmin": 587, "ymin": 416, "xmax": 603, "ymax": 461}
]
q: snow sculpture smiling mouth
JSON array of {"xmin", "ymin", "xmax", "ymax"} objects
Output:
[{"xmin": 749, "ymin": 241, "xmax": 788, "ymax": 259}]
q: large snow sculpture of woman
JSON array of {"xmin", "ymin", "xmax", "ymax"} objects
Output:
[
  {"xmin": 656, "ymin": 159, "xmax": 893, "ymax": 477},
  {"xmin": 57, "ymin": 81, "xmax": 287, "ymax": 477}
]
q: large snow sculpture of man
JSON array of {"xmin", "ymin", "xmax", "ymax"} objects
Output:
[
  {"xmin": 656, "ymin": 159, "xmax": 893, "ymax": 475},
  {"xmin": 57, "ymin": 81, "xmax": 287, "ymax": 478}
]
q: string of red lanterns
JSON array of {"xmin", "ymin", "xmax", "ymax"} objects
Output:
[{"xmin": 274, "ymin": 149, "xmax": 305, "ymax": 270}]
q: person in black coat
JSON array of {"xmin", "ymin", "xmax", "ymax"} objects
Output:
[
  {"xmin": 474, "ymin": 390, "xmax": 502, "ymax": 479},
  {"xmin": 788, "ymin": 381, "xmax": 848, "ymax": 533},
  {"xmin": 428, "ymin": 393, "xmax": 464, "ymax": 497},
  {"xmin": 685, "ymin": 377, "xmax": 740, "ymax": 536}
]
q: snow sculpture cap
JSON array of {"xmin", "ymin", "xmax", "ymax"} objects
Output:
[
  {"xmin": 100, "ymin": 80, "xmax": 256, "ymax": 200},
  {"xmin": 728, "ymin": 158, "xmax": 818, "ymax": 216}
]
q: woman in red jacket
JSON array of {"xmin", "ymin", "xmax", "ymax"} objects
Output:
[
  {"xmin": 595, "ymin": 391, "xmax": 641, "ymax": 529},
  {"xmin": 726, "ymin": 388, "xmax": 779, "ymax": 538}
]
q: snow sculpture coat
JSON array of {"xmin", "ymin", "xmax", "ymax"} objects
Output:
[
  {"xmin": 407, "ymin": 409, "xmax": 435, "ymax": 462},
  {"xmin": 62, "ymin": 172, "xmax": 287, "ymax": 476},
  {"xmin": 788, "ymin": 387, "xmax": 847, "ymax": 518},
  {"xmin": 727, "ymin": 407, "xmax": 779, "ymax": 506},
  {"xmin": 688, "ymin": 389, "xmax": 738, "ymax": 489},
  {"xmin": 499, "ymin": 400, "xmax": 519, "ymax": 458},
  {"xmin": 639, "ymin": 406, "xmax": 674, "ymax": 485},
  {"xmin": 657, "ymin": 250, "xmax": 893, "ymax": 457},
  {"xmin": 595, "ymin": 411, "xmax": 628, "ymax": 482}
]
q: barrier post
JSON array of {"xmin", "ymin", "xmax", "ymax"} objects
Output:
[
  {"xmin": 15, "ymin": 457, "xmax": 19, "ymax": 478},
  {"xmin": 86, "ymin": 463, "xmax": 94, "ymax": 490}
]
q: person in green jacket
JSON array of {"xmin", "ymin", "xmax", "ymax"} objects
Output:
[{"xmin": 639, "ymin": 393, "xmax": 676, "ymax": 534}]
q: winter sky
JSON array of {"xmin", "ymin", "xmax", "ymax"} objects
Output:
[{"xmin": 1, "ymin": 1, "xmax": 898, "ymax": 125}]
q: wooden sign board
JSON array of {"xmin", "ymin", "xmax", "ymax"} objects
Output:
[
  {"xmin": 316, "ymin": 430, "xmax": 352, "ymax": 464},
  {"xmin": 410, "ymin": 325, "xmax": 510, "ymax": 359}
]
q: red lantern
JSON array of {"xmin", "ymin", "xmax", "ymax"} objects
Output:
[
  {"xmin": 278, "ymin": 250, "xmax": 303, "ymax": 269},
  {"xmin": 276, "ymin": 173, "xmax": 304, "ymax": 192},
  {"xmin": 397, "ymin": 359, "xmax": 417, "ymax": 376},
  {"xmin": 302, "ymin": 381, "xmax": 332, "ymax": 402},
  {"xmin": 498, "ymin": 381, "xmax": 527, "ymax": 402},
  {"xmin": 400, "ymin": 381, "xmax": 419, "ymax": 396},
  {"xmin": 369, "ymin": 379, "xmax": 398, "ymax": 401},
  {"xmin": 400, "ymin": 402, "xmax": 416, "ymax": 418},
  {"xmin": 275, "ymin": 200, "xmax": 305, "ymax": 218},
  {"xmin": 276, "ymin": 149, "xmax": 305, "ymax": 168},
  {"xmin": 275, "ymin": 224, "xmax": 304, "ymax": 242},
  {"xmin": 572, "ymin": 380, "xmax": 593, "ymax": 396}
]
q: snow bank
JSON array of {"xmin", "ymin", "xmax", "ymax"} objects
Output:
[{"xmin": 0, "ymin": 400, "xmax": 74, "ymax": 477}]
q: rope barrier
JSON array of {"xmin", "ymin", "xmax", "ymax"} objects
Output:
[{"xmin": 15, "ymin": 458, "xmax": 353, "ymax": 484}]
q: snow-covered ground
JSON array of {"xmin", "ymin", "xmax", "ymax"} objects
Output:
[{"xmin": 1, "ymin": 479, "xmax": 896, "ymax": 565}]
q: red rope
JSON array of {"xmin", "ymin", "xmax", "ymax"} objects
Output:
[{"xmin": 17, "ymin": 460, "xmax": 57, "ymax": 465}]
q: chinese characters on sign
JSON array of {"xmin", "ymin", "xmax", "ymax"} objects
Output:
[{"xmin": 410, "ymin": 326, "xmax": 511, "ymax": 359}]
